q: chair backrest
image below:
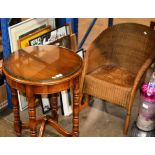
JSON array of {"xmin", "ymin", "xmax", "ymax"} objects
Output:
[{"xmin": 87, "ymin": 23, "xmax": 155, "ymax": 74}]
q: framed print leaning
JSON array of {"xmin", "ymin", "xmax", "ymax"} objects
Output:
[
  {"xmin": 18, "ymin": 26, "xmax": 51, "ymax": 48},
  {"xmin": 29, "ymin": 24, "xmax": 72, "ymax": 46},
  {"xmin": 8, "ymin": 18, "xmax": 56, "ymax": 52},
  {"xmin": 76, "ymin": 48, "xmax": 84, "ymax": 59}
]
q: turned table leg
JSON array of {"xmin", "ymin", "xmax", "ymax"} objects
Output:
[
  {"xmin": 72, "ymin": 78, "xmax": 80, "ymax": 137},
  {"xmin": 26, "ymin": 86, "xmax": 37, "ymax": 137},
  {"xmin": 11, "ymin": 88, "xmax": 22, "ymax": 136},
  {"xmin": 49, "ymin": 93, "xmax": 58, "ymax": 122}
]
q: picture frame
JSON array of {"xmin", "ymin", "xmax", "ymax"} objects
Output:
[
  {"xmin": 76, "ymin": 48, "xmax": 84, "ymax": 59},
  {"xmin": 40, "ymin": 95, "xmax": 51, "ymax": 114},
  {"xmin": 17, "ymin": 92, "xmax": 27, "ymax": 111},
  {"xmin": 50, "ymin": 35, "xmax": 71, "ymax": 49},
  {"xmin": 18, "ymin": 26, "xmax": 52, "ymax": 49},
  {"xmin": 60, "ymin": 90, "xmax": 72, "ymax": 116},
  {"xmin": 8, "ymin": 18, "xmax": 56, "ymax": 52},
  {"xmin": 29, "ymin": 24, "xmax": 71, "ymax": 46}
]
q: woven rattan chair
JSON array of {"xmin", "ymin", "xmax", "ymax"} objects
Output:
[{"xmin": 80, "ymin": 23, "xmax": 155, "ymax": 135}]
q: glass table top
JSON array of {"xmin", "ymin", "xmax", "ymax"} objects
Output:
[{"xmin": 3, "ymin": 45, "xmax": 82, "ymax": 83}]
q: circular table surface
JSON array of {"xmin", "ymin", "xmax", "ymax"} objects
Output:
[{"xmin": 3, "ymin": 45, "xmax": 82, "ymax": 85}]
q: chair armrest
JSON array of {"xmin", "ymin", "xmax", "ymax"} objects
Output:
[
  {"xmin": 133, "ymin": 58, "xmax": 154, "ymax": 88},
  {"xmin": 126, "ymin": 55, "xmax": 155, "ymax": 111},
  {"xmin": 129, "ymin": 57, "xmax": 155, "ymax": 105}
]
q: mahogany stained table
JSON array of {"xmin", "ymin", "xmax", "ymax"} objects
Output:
[{"xmin": 2, "ymin": 45, "xmax": 82, "ymax": 137}]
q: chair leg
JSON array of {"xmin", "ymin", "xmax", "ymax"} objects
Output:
[
  {"xmin": 124, "ymin": 112, "xmax": 131, "ymax": 135},
  {"xmin": 124, "ymin": 93, "xmax": 136, "ymax": 135}
]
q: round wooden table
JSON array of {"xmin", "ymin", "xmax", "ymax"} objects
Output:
[{"xmin": 2, "ymin": 45, "xmax": 82, "ymax": 137}]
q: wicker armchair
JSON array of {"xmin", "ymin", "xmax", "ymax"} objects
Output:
[{"xmin": 80, "ymin": 23, "xmax": 155, "ymax": 135}]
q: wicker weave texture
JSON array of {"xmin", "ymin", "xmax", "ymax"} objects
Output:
[
  {"xmin": 83, "ymin": 64, "xmax": 135, "ymax": 108},
  {"xmin": 81, "ymin": 23, "xmax": 155, "ymax": 134},
  {"xmin": 86, "ymin": 23, "xmax": 155, "ymax": 74}
]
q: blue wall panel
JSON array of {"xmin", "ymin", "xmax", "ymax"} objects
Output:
[{"xmin": 1, "ymin": 18, "xmax": 12, "ymax": 108}]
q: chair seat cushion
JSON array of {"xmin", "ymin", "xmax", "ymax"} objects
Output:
[{"xmin": 83, "ymin": 64, "xmax": 136, "ymax": 108}]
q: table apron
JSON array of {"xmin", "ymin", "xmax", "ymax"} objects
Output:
[{"xmin": 6, "ymin": 77, "xmax": 78, "ymax": 94}]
